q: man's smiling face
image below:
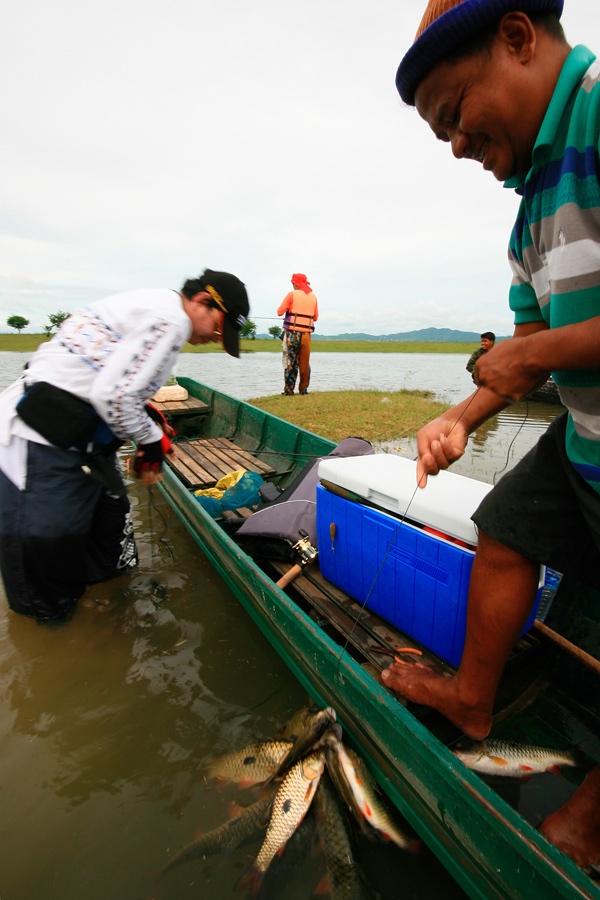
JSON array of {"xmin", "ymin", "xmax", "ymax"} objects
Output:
[{"xmin": 414, "ymin": 27, "xmax": 543, "ymax": 182}]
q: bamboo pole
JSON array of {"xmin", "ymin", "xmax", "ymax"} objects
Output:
[{"xmin": 533, "ymin": 620, "xmax": 600, "ymax": 677}]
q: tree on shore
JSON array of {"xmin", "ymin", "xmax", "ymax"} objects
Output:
[
  {"xmin": 49, "ymin": 311, "xmax": 70, "ymax": 330},
  {"xmin": 268, "ymin": 325, "xmax": 283, "ymax": 340},
  {"xmin": 241, "ymin": 320, "xmax": 257, "ymax": 340},
  {"xmin": 7, "ymin": 315, "xmax": 29, "ymax": 334}
]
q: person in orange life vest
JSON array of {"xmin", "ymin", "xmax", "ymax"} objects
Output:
[{"xmin": 277, "ymin": 274, "xmax": 319, "ymax": 395}]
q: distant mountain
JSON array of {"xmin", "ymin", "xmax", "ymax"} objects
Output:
[
  {"xmin": 255, "ymin": 327, "xmax": 507, "ymax": 342},
  {"xmin": 255, "ymin": 327, "xmax": 510, "ymax": 342}
]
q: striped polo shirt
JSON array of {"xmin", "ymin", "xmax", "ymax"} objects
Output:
[{"xmin": 506, "ymin": 44, "xmax": 600, "ymax": 492}]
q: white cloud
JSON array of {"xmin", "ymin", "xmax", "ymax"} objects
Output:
[{"xmin": 1, "ymin": 0, "xmax": 598, "ymax": 333}]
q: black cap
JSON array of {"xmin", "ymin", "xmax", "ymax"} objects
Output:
[{"xmin": 201, "ymin": 269, "xmax": 249, "ymax": 358}]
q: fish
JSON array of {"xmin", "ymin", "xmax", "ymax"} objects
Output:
[
  {"xmin": 159, "ymin": 793, "xmax": 274, "ymax": 878},
  {"xmin": 324, "ymin": 730, "xmax": 419, "ymax": 852},
  {"xmin": 242, "ymin": 747, "xmax": 326, "ymax": 894},
  {"xmin": 324, "ymin": 726, "xmax": 371, "ymax": 836},
  {"xmin": 279, "ymin": 706, "xmax": 315, "ymax": 741},
  {"xmin": 267, "ymin": 706, "xmax": 336, "ymax": 783},
  {"xmin": 314, "ymin": 775, "xmax": 367, "ymax": 900},
  {"xmin": 452, "ymin": 738, "xmax": 586, "ymax": 778},
  {"xmin": 207, "ymin": 740, "xmax": 293, "ymax": 787}
]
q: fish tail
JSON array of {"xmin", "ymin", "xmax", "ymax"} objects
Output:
[
  {"xmin": 235, "ymin": 866, "xmax": 263, "ymax": 897},
  {"xmin": 569, "ymin": 747, "xmax": 590, "ymax": 769}
]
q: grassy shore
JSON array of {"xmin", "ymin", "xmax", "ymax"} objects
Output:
[
  {"xmin": 248, "ymin": 389, "xmax": 448, "ymax": 444},
  {"xmin": 0, "ymin": 334, "xmax": 477, "ymax": 354}
]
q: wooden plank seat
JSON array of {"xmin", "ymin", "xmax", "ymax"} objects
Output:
[
  {"xmin": 151, "ymin": 397, "xmax": 209, "ymax": 418},
  {"xmin": 166, "ymin": 437, "xmax": 276, "ymax": 490}
]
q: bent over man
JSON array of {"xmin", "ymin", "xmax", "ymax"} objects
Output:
[{"xmin": 0, "ymin": 269, "xmax": 249, "ymax": 622}]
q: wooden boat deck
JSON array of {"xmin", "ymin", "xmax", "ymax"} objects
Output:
[
  {"xmin": 151, "ymin": 396, "xmax": 209, "ymax": 418},
  {"xmin": 166, "ymin": 437, "xmax": 277, "ymax": 490}
]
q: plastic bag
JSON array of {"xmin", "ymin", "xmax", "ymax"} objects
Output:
[
  {"xmin": 194, "ymin": 469, "xmax": 245, "ymax": 500},
  {"xmin": 194, "ymin": 470, "xmax": 263, "ymax": 519}
]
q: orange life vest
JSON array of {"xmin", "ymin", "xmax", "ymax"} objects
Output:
[{"xmin": 285, "ymin": 290, "xmax": 317, "ymax": 333}]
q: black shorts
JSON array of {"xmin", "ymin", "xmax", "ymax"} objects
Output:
[{"xmin": 472, "ymin": 413, "xmax": 600, "ymax": 589}]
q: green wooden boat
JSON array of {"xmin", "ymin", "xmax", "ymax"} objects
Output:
[{"xmin": 157, "ymin": 376, "xmax": 600, "ymax": 900}]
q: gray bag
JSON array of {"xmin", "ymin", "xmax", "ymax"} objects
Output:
[{"xmin": 233, "ymin": 436, "xmax": 374, "ymax": 560}]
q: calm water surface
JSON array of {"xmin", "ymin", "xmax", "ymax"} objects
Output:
[{"xmin": 0, "ymin": 351, "xmax": 564, "ymax": 900}]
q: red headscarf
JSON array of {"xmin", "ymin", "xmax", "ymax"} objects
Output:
[{"xmin": 291, "ymin": 273, "xmax": 312, "ymax": 294}]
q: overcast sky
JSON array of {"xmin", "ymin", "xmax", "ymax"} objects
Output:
[{"xmin": 1, "ymin": 0, "xmax": 598, "ymax": 336}]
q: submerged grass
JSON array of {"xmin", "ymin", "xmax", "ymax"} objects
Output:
[{"xmin": 248, "ymin": 389, "xmax": 449, "ymax": 444}]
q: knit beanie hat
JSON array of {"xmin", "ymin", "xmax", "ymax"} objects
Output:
[{"xmin": 396, "ymin": 0, "xmax": 564, "ymax": 106}]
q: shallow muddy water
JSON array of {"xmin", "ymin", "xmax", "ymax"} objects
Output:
[{"xmin": 0, "ymin": 351, "xmax": 564, "ymax": 900}]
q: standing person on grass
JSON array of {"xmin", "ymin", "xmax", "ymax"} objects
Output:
[
  {"xmin": 466, "ymin": 331, "xmax": 495, "ymax": 381},
  {"xmin": 277, "ymin": 273, "xmax": 318, "ymax": 395},
  {"xmin": 0, "ymin": 269, "xmax": 249, "ymax": 624},
  {"xmin": 381, "ymin": 0, "xmax": 600, "ymax": 870}
]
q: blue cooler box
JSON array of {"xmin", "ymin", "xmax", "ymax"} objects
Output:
[{"xmin": 316, "ymin": 455, "xmax": 544, "ymax": 669}]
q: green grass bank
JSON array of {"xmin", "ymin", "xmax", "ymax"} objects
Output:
[
  {"xmin": 0, "ymin": 334, "xmax": 478, "ymax": 354},
  {"xmin": 248, "ymin": 389, "xmax": 449, "ymax": 444}
]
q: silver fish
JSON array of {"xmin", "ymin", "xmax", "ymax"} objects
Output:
[
  {"xmin": 324, "ymin": 727, "xmax": 371, "ymax": 835},
  {"xmin": 453, "ymin": 739, "xmax": 585, "ymax": 778},
  {"xmin": 243, "ymin": 748, "xmax": 326, "ymax": 893},
  {"xmin": 207, "ymin": 740, "xmax": 292, "ymax": 787},
  {"xmin": 314, "ymin": 776, "xmax": 367, "ymax": 900},
  {"xmin": 159, "ymin": 793, "xmax": 273, "ymax": 878},
  {"xmin": 324, "ymin": 731, "xmax": 419, "ymax": 851}
]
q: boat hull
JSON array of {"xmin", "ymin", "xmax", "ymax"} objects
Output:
[{"xmin": 159, "ymin": 378, "xmax": 599, "ymax": 900}]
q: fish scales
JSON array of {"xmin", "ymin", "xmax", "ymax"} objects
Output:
[
  {"xmin": 453, "ymin": 739, "xmax": 584, "ymax": 777},
  {"xmin": 208, "ymin": 740, "xmax": 292, "ymax": 785},
  {"xmin": 314, "ymin": 778, "xmax": 366, "ymax": 900},
  {"xmin": 254, "ymin": 748, "xmax": 326, "ymax": 876}
]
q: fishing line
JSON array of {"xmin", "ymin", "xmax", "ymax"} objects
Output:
[
  {"xmin": 146, "ymin": 484, "xmax": 175, "ymax": 561},
  {"xmin": 492, "ymin": 398, "xmax": 530, "ymax": 485},
  {"xmin": 332, "ymin": 389, "xmax": 483, "ymax": 685}
]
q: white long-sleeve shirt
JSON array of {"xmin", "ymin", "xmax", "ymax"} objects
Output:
[{"xmin": 0, "ymin": 289, "xmax": 192, "ymax": 448}]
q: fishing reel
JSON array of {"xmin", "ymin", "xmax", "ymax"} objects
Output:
[{"xmin": 292, "ymin": 529, "xmax": 318, "ymax": 568}]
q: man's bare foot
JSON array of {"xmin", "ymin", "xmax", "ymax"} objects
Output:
[
  {"xmin": 381, "ymin": 661, "xmax": 493, "ymax": 740},
  {"xmin": 539, "ymin": 767, "xmax": 600, "ymax": 870}
]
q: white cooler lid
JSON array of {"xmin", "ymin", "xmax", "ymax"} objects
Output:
[{"xmin": 318, "ymin": 454, "xmax": 492, "ymax": 545}]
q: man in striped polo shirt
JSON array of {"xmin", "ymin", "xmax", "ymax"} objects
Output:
[{"xmin": 382, "ymin": 0, "xmax": 600, "ymax": 868}]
